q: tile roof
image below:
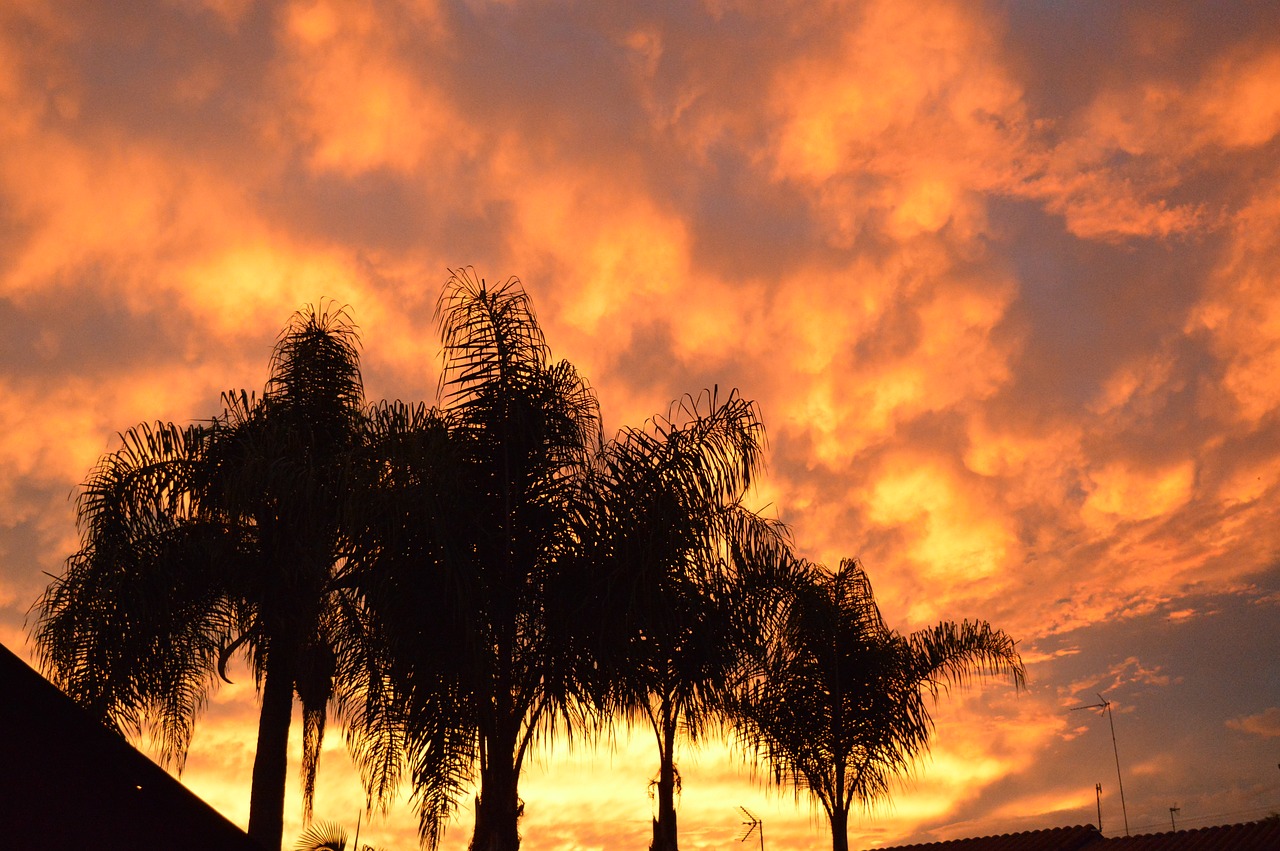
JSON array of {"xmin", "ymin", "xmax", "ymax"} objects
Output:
[
  {"xmin": 1102, "ymin": 819, "xmax": 1280, "ymax": 850},
  {"xmin": 871, "ymin": 824, "xmax": 1104, "ymax": 851},
  {"xmin": 865, "ymin": 819, "xmax": 1280, "ymax": 851}
]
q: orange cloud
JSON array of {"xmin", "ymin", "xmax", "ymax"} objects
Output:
[
  {"xmin": 277, "ymin": 0, "xmax": 466, "ymax": 177},
  {"xmin": 865, "ymin": 458, "xmax": 1014, "ymax": 597},
  {"xmin": 1078, "ymin": 48, "xmax": 1280, "ymax": 157},
  {"xmin": 5, "ymin": 2, "xmax": 1280, "ymax": 848},
  {"xmin": 1226, "ymin": 708, "xmax": 1280, "ymax": 739},
  {"xmin": 767, "ymin": 0, "xmax": 1021, "ymax": 184},
  {"xmin": 1188, "ymin": 184, "xmax": 1280, "ymax": 426},
  {"xmin": 1082, "ymin": 460, "xmax": 1196, "ymax": 528}
]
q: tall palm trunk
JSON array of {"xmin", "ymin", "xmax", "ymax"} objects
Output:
[
  {"xmin": 650, "ymin": 704, "xmax": 680, "ymax": 851},
  {"xmin": 470, "ymin": 725, "xmax": 522, "ymax": 851},
  {"xmin": 248, "ymin": 654, "xmax": 296, "ymax": 850},
  {"xmin": 829, "ymin": 807, "xmax": 850, "ymax": 851}
]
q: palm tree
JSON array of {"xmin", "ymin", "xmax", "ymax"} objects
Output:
[
  {"xmin": 347, "ymin": 272, "xmax": 603, "ymax": 851},
  {"xmin": 582, "ymin": 389, "xmax": 794, "ymax": 851},
  {"xmin": 732, "ymin": 559, "xmax": 1025, "ymax": 851},
  {"xmin": 32, "ymin": 303, "xmax": 373, "ymax": 850}
]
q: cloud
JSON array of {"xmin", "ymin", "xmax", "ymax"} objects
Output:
[
  {"xmin": 4, "ymin": 0, "xmax": 1280, "ymax": 848},
  {"xmin": 1226, "ymin": 708, "xmax": 1280, "ymax": 739}
]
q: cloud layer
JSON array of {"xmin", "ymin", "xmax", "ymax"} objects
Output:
[{"xmin": 3, "ymin": 1, "xmax": 1279, "ymax": 847}]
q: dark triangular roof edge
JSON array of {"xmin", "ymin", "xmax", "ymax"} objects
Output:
[{"xmin": 0, "ymin": 640, "xmax": 264, "ymax": 850}]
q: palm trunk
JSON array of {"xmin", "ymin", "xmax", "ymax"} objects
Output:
[
  {"xmin": 650, "ymin": 705, "xmax": 679, "ymax": 851},
  {"xmin": 829, "ymin": 807, "xmax": 850, "ymax": 851},
  {"xmin": 248, "ymin": 658, "xmax": 295, "ymax": 850},
  {"xmin": 470, "ymin": 725, "xmax": 522, "ymax": 851}
]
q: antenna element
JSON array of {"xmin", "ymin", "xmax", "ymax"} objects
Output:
[{"xmin": 738, "ymin": 806, "xmax": 764, "ymax": 851}]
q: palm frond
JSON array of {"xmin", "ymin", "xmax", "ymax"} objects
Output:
[
  {"xmin": 32, "ymin": 422, "xmax": 243, "ymax": 769},
  {"xmin": 436, "ymin": 269, "xmax": 549, "ymax": 405},
  {"xmin": 908, "ymin": 619, "xmax": 1026, "ymax": 697},
  {"xmin": 294, "ymin": 819, "xmax": 348, "ymax": 851},
  {"xmin": 268, "ymin": 300, "xmax": 365, "ymax": 441}
]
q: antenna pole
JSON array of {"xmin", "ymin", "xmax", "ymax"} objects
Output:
[
  {"xmin": 1095, "ymin": 783, "xmax": 1102, "ymax": 834},
  {"xmin": 1071, "ymin": 694, "xmax": 1130, "ymax": 837},
  {"xmin": 1100, "ymin": 695, "xmax": 1130, "ymax": 836},
  {"xmin": 1169, "ymin": 806, "xmax": 1179, "ymax": 831}
]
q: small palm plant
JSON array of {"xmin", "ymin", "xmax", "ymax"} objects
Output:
[{"xmin": 295, "ymin": 819, "xmax": 386, "ymax": 851}]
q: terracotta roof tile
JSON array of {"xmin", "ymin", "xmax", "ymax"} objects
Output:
[
  {"xmin": 869, "ymin": 824, "xmax": 1103, "ymax": 851},
  {"xmin": 865, "ymin": 819, "xmax": 1280, "ymax": 851},
  {"xmin": 1103, "ymin": 819, "xmax": 1280, "ymax": 850}
]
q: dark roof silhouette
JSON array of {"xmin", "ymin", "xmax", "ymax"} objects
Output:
[
  {"xmin": 0, "ymin": 640, "xmax": 263, "ymax": 851},
  {"xmin": 1103, "ymin": 820, "xmax": 1280, "ymax": 849},
  {"xmin": 874, "ymin": 825, "xmax": 1104, "ymax": 851},
  {"xmin": 870, "ymin": 819, "xmax": 1280, "ymax": 851}
]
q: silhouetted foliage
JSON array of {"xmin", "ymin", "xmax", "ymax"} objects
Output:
[
  {"xmin": 732, "ymin": 559, "xmax": 1025, "ymax": 851},
  {"xmin": 580, "ymin": 389, "xmax": 795, "ymax": 851},
  {"xmin": 33, "ymin": 303, "xmax": 374, "ymax": 850},
  {"xmin": 32, "ymin": 278, "xmax": 1021, "ymax": 851},
  {"xmin": 346, "ymin": 272, "xmax": 604, "ymax": 851}
]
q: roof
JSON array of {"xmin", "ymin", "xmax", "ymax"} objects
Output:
[
  {"xmin": 873, "ymin": 825, "xmax": 1103, "ymax": 851},
  {"xmin": 867, "ymin": 818, "xmax": 1280, "ymax": 851},
  {"xmin": 1103, "ymin": 819, "xmax": 1280, "ymax": 850},
  {"xmin": 0, "ymin": 640, "xmax": 264, "ymax": 851}
]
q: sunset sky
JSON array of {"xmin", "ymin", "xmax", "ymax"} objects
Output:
[{"xmin": 3, "ymin": 1, "xmax": 1280, "ymax": 848}]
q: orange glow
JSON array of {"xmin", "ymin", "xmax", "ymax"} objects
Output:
[
  {"xmin": 1083, "ymin": 461, "xmax": 1196, "ymax": 526},
  {"xmin": 862, "ymin": 457, "xmax": 1014, "ymax": 627},
  {"xmin": 177, "ymin": 240, "xmax": 362, "ymax": 332},
  {"xmin": 4, "ymin": 1, "xmax": 1280, "ymax": 848},
  {"xmin": 280, "ymin": 1, "xmax": 463, "ymax": 176}
]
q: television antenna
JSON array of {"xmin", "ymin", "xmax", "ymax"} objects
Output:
[
  {"xmin": 1071, "ymin": 694, "xmax": 1129, "ymax": 836},
  {"xmin": 738, "ymin": 806, "xmax": 764, "ymax": 851}
]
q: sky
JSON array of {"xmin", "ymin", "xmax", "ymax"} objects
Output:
[{"xmin": 2, "ymin": 0, "xmax": 1280, "ymax": 848}]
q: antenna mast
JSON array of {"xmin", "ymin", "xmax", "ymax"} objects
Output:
[
  {"xmin": 1094, "ymin": 783, "xmax": 1102, "ymax": 834},
  {"xmin": 1071, "ymin": 694, "xmax": 1129, "ymax": 836}
]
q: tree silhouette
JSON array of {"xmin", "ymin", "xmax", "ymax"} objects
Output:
[
  {"xmin": 347, "ymin": 272, "xmax": 603, "ymax": 851},
  {"xmin": 32, "ymin": 303, "xmax": 373, "ymax": 850},
  {"xmin": 733, "ymin": 559, "xmax": 1024, "ymax": 851},
  {"xmin": 583, "ymin": 389, "xmax": 794, "ymax": 851}
]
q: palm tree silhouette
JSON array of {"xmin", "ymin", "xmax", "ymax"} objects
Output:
[
  {"xmin": 32, "ymin": 303, "xmax": 373, "ymax": 850},
  {"xmin": 733, "ymin": 559, "xmax": 1025, "ymax": 851},
  {"xmin": 583, "ymin": 389, "xmax": 794, "ymax": 851},
  {"xmin": 347, "ymin": 272, "xmax": 604, "ymax": 851}
]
